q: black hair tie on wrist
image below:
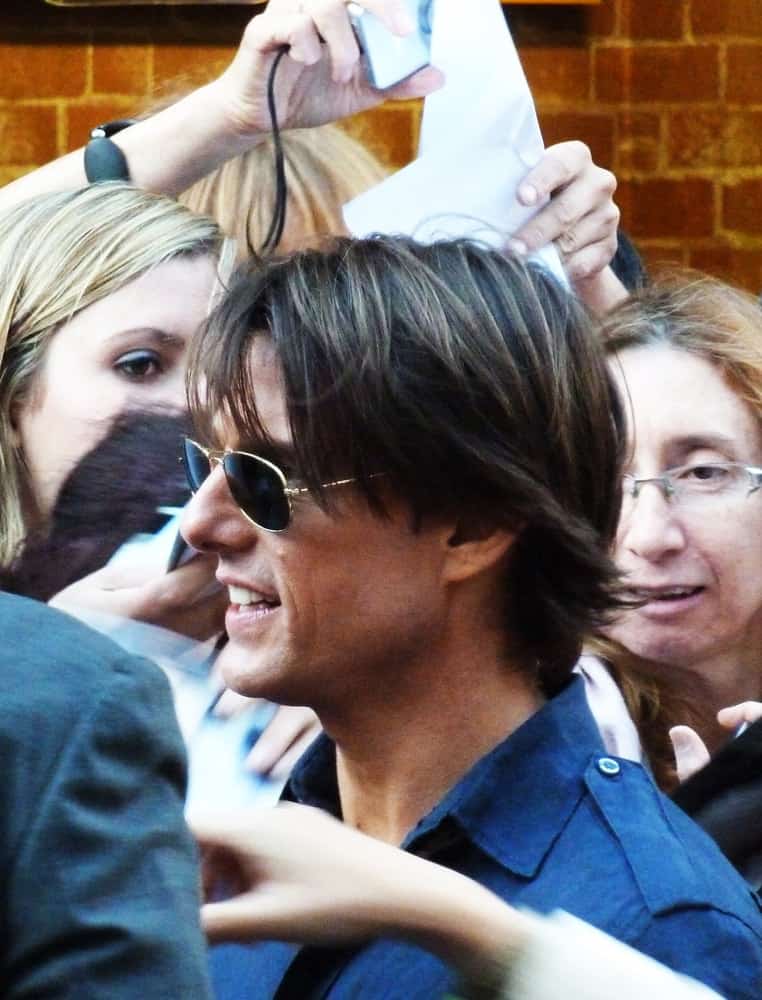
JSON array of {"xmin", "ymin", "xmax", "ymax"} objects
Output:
[{"xmin": 84, "ymin": 119, "xmax": 136, "ymax": 183}]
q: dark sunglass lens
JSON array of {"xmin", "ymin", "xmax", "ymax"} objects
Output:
[
  {"xmin": 224, "ymin": 453, "xmax": 291, "ymax": 531},
  {"xmin": 183, "ymin": 438, "xmax": 212, "ymax": 491}
]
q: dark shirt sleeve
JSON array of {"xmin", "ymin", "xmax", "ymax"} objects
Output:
[
  {"xmin": 633, "ymin": 905, "xmax": 762, "ymax": 1000},
  {"xmin": 1, "ymin": 654, "xmax": 212, "ymax": 1000}
]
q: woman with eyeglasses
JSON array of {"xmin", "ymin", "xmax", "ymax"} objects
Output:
[{"xmin": 589, "ymin": 275, "xmax": 762, "ymax": 888}]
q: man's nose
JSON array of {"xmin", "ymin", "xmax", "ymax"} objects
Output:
[{"xmin": 181, "ymin": 463, "xmax": 256, "ymax": 555}]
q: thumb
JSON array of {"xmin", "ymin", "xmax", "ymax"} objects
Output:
[{"xmin": 669, "ymin": 725, "xmax": 711, "ymax": 783}]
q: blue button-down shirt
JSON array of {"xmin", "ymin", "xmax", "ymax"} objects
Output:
[{"xmin": 210, "ymin": 677, "xmax": 762, "ymax": 999}]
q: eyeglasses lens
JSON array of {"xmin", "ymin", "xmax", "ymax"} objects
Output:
[
  {"xmin": 224, "ymin": 452, "xmax": 291, "ymax": 532},
  {"xmin": 183, "ymin": 439, "xmax": 291, "ymax": 532},
  {"xmin": 183, "ymin": 438, "xmax": 211, "ymax": 492}
]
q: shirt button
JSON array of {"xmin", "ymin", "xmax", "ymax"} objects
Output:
[{"xmin": 597, "ymin": 757, "xmax": 621, "ymax": 777}]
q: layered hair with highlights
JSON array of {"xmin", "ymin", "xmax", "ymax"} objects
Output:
[
  {"xmin": 0, "ymin": 183, "xmax": 225, "ymax": 566},
  {"xmin": 189, "ymin": 235, "xmax": 627, "ymax": 692}
]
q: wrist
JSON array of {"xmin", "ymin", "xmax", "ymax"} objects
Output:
[
  {"xmin": 113, "ymin": 81, "xmax": 266, "ymax": 198},
  {"xmin": 388, "ymin": 862, "xmax": 530, "ymax": 980},
  {"xmin": 184, "ymin": 79, "xmax": 268, "ymax": 157}
]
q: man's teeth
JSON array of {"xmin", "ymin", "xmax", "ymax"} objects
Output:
[{"xmin": 228, "ymin": 585, "xmax": 273, "ymax": 606}]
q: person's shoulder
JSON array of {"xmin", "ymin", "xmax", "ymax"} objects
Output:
[
  {"xmin": 0, "ymin": 591, "xmax": 164, "ymax": 683},
  {"xmin": 583, "ymin": 753, "xmax": 762, "ymax": 928},
  {"xmin": 0, "ymin": 592, "xmax": 172, "ymax": 725}
]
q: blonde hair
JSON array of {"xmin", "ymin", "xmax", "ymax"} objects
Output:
[
  {"xmin": 178, "ymin": 124, "xmax": 388, "ymax": 257},
  {"xmin": 0, "ymin": 183, "xmax": 225, "ymax": 566},
  {"xmin": 597, "ymin": 274, "xmax": 762, "ymax": 788}
]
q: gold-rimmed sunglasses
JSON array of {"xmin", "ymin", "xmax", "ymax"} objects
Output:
[{"xmin": 183, "ymin": 437, "xmax": 361, "ymax": 532}]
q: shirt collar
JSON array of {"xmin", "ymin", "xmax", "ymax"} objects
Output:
[{"xmin": 283, "ymin": 676, "xmax": 605, "ymax": 879}]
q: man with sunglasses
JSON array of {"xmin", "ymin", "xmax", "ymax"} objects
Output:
[{"xmin": 181, "ymin": 236, "xmax": 762, "ymax": 1000}]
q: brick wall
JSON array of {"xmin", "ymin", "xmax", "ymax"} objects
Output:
[{"xmin": 1, "ymin": 0, "xmax": 761, "ymax": 290}]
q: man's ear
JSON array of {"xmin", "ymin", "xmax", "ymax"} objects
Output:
[{"xmin": 441, "ymin": 518, "xmax": 522, "ymax": 584}]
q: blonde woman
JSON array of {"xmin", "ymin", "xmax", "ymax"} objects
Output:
[
  {"xmin": 0, "ymin": 183, "xmax": 230, "ymax": 998},
  {"xmin": 0, "ymin": 183, "xmax": 231, "ymax": 636}
]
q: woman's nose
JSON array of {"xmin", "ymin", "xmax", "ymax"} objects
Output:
[{"xmin": 617, "ymin": 482, "xmax": 687, "ymax": 563}]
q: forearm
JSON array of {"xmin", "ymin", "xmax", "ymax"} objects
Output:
[
  {"xmin": 364, "ymin": 859, "xmax": 531, "ymax": 982},
  {"xmin": 0, "ymin": 80, "xmax": 260, "ymax": 211},
  {"xmin": 501, "ymin": 911, "xmax": 724, "ymax": 1000},
  {"xmin": 364, "ymin": 865, "xmax": 722, "ymax": 1000}
]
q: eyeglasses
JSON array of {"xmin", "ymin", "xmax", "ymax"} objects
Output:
[
  {"xmin": 183, "ymin": 437, "xmax": 360, "ymax": 532},
  {"xmin": 622, "ymin": 461, "xmax": 762, "ymax": 513}
]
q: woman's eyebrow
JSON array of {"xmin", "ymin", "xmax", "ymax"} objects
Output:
[
  {"xmin": 105, "ymin": 327, "xmax": 187, "ymax": 351},
  {"xmin": 670, "ymin": 433, "xmax": 740, "ymax": 455}
]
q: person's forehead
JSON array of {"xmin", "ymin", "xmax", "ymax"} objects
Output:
[
  {"xmin": 613, "ymin": 343, "xmax": 761, "ymax": 459},
  {"xmin": 214, "ymin": 338, "xmax": 290, "ymax": 449}
]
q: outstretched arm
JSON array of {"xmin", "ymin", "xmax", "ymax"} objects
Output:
[
  {"xmin": 190, "ymin": 805, "xmax": 722, "ymax": 1000},
  {"xmin": 0, "ymin": 0, "xmax": 443, "ymax": 210}
]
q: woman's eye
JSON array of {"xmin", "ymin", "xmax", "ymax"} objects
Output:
[
  {"xmin": 114, "ymin": 349, "xmax": 163, "ymax": 380},
  {"xmin": 684, "ymin": 464, "xmax": 729, "ymax": 483}
]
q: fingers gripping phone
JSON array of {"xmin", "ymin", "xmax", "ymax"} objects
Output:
[{"xmin": 349, "ymin": 0, "xmax": 435, "ymax": 90}]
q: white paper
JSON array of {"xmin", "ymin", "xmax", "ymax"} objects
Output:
[
  {"xmin": 419, "ymin": 0, "xmax": 542, "ymax": 163},
  {"xmin": 344, "ymin": 0, "xmax": 567, "ymax": 286}
]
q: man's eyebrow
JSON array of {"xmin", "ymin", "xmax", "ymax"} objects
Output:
[{"xmin": 242, "ymin": 440, "xmax": 299, "ymax": 469}]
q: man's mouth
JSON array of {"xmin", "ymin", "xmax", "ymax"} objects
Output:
[{"xmin": 228, "ymin": 584, "xmax": 281, "ymax": 611}]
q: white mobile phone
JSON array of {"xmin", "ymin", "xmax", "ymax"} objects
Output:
[{"xmin": 349, "ymin": 0, "xmax": 434, "ymax": 91}]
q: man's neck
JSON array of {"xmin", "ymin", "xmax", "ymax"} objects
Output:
[{"xmin": 325, "ymin": 643, "xmax": 544, "ymax": 846}]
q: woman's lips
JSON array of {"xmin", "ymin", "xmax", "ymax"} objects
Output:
[{"xmin": 629, "ymin": 585, "xmax": 705, "ymax": 618}]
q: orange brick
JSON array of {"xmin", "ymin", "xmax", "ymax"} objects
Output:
[
  {"xmin": 618, "ymin": 178, "xmax": 715, "ymax": 239},
  {"xmin": 0, "ymin": 44, "xmax": 87, "ymax": 100},
  {"xmin": 617, "ymin": 110, "xmax": 661, "ymax": 172},
  {"xmin": 637, "ymin": 242, "xmax": 690, "ymax": 273},
  {"xmin": 595, "ymin": 45, "xmax": 720, "ymax": 104},
  {"xmin": 93, "ymin": 44, "xmax": 151, "ymax": 96},
  {"xmin": 0, "ymin": 166, "xmax": 29, "ymax": 186},
  {"xmin": 153, "ymin": 44, "xmax": 234, "ymax": 91},
  {"xmin": 723, "ymin": 180, "xmax": 762, "ymax": 235},
  {"xmin": 0, "ymin": 103, "xmax": 59, "ymax": 165},
  {"xmin": 622, "ymin": 0, "xmax": 683, "ymax": 41},
  {"xmin": 691, "ymin": 0, "xmax": 762, "ymax": 38},
  {"xmin": 726, "ymin": 45, "xmax": 762, "ymax": 104},
  {"xmin": 539, "ymin": 111, "xmax": 615, "ymax": 169},
  {"xmin": 688, "ymin": 245, "xmax": 762, "ymax": 292},
  {"xmin": 342, "ymin": 103, "xmax": 419, "ymax": 170},
  {"xmin": 585, "ymin": 0, "xmax": 617, "ymax": 39},
  {"xmin": 520, "ymin": 47, "xmax": 590, "ymax": 104},
  {"xmin": 669, "ymin": 110, "xmax": 762, "ymax": 168},
  {"xmin": 65, "ymin": 99, "xmax": 137, "ymax": 153}
]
